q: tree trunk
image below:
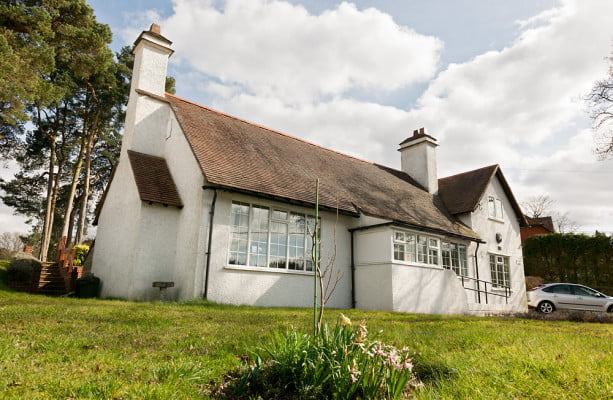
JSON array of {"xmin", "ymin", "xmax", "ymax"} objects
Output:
[
  {"xmin": 39, "ymin": 137, "xmax": 56, "ymax": 262},
  {"xmin": 60, "ymin": 138, "xmax": 86, "ymax": 245},
  {"xmin": 75, "ymin": 83, "xmax": 100, "ymax": 245}
]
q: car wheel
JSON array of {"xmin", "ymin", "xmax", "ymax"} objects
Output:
[
  {"xmin": 607, "ymin": 305, "xmax": 613, "ymax": 313},
  {"xmin": 537, "ymin": 301, "xmax": 555, "ymax": 314}
]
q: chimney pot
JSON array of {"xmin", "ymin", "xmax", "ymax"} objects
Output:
[
  {"xmin": 413, "ymin": 129, "xmax": 419, "ymax": 136},
  {"xmin": 419, "ymin": 127, "xmax": 425, "ymax": 135},
  {"xmin": 150, "ymin": 24, "xmax": 161, "ymax": 34}
]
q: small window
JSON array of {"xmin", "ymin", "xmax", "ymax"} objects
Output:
[{"xmin": 488, "ymin": 196, "xmax": 504, "ymax": 220}]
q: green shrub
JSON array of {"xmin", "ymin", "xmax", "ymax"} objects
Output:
[
  {"xmin": 226, "ymin": 315, "xmax": 416, "ymax": 399},
  {"xmin": 7, "ymin": 259, "xmax": 35, "ymax": 284},
  {"xmin": 73, "ymin": 245, "xmax": 90, "ymax": 266}
]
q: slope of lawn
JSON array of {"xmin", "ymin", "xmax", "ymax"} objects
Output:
[{"xmin": 1, "ymin": 261, "xmax": 612, "ymax": 399}]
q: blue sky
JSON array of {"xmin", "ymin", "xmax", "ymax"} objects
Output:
[{"xmin": 2, "ymin": 0, "xmax": 612, "ymax": 235}]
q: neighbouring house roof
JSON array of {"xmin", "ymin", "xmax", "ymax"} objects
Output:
[
  {"xmin": 526, "ymin": 216, "xmax": 555, "ymax": 233},
  {"xmin": 438, "ymin": 165, "xmax": 528, "ymax": 226},
  {"xmin": 155, "ymin": 92, "xmax": 479, "ymax": 241},
  {"xmin": 127, "ymin": 150, "xmax": 183, "ymax": 208}
]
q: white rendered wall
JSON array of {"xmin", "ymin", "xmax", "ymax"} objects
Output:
[
  {"xmin": 461, "ymin": 177, "xmax": 527, "ymax": 312},
  {"xmin": 205, "ymin": 192, "xmax": 353, "ymax": 309},
  {"xmin": 353, "ymin": 226, "xmax": 469, "ymax": 314},
  {"xmin": 391, "ymin": 266, "xmax": 468, "ymax": 314},
  {"xmin": 162, "ymin": 112, "xmax": 209, "ymax": 300},
  {"xmin": 129, "ymin": 204, "xmax": 180, "ymax": 301},
  {"xmin": 92, "ymin": 161, "xmax": 142, "ymax": 299}
]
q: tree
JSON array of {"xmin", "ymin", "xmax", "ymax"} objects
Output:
[
  {"xmin": 522, "ymin": 194, "xmax": 554, "ymax": 218},
  {"xmin": 0, "ymin": 0, "xmax": 55, "ymax": 125},
  {"xmin": 587, "ymin": 51, "xmax": 613, "ymax": 158},
  {"xmin": 552, "ymin": 211, "xmax": 579, "ymax": 234},
  {"xmin": 0, "ymin": 232, "xmax": 24, "ymax": 253}
]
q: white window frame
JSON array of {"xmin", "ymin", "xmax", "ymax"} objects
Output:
[
  {"xmin": 393, "ymin": 230, "xmax": 467, "ymax": 274},
  {"xmin": 488, "ymin": 196, "xmax": 504, "ymax": 221},
  {"xmin": 227, "ymin": 201, "xmax": 319, "ymax": 273},
  {"xmin": 489, "ymin": 254, "xmax": 510, "ymax": 289},
  {"xmin": 441, "ymin": 242, "xmax": 468, "ymax": 276}
]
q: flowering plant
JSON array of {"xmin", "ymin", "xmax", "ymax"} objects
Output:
[{"xmin": 228, "ymin": 314, "xmax": 416, "ymax": 399}]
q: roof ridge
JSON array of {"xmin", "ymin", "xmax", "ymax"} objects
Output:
[
  {"xmin": 439, "ymin": 164, "xmax": 499, "ymax": 182},
  {"xmin": 165, "ymin": 92, "xmax": 378, "ymax": 167}
]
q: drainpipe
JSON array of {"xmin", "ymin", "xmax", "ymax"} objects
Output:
[
  {"xmin": 350, "ymin": 230, "xmax": 356, "ymax": 309},
  {"xmin": 203, "ymin": 189, "xmax": 217, "ymax": 300},
  {"xmin": 474, "ymin": 241, "xmax": 481, "ymax": 304}
]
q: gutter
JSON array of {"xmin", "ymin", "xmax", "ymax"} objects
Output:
[
  {"xmin": 348, "ymin": 221, "xmax": 484, "ymax": 244},
  {"xmin": 202, "ymin": 184, "xmax": 360, "ymax": 218},
  {"xmin": 203, "ymin": 188, "xmax": 217, "ymax": 300}
]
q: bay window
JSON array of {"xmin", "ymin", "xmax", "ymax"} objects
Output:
[
  {"xmin": 393, "ymin": 231, "xmax": 465, "ymax": 273},
  {"xmin": 228, "ymin": 201, "xmax": 318, "ymax": 272}
]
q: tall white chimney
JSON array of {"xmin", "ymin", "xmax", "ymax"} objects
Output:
[
  {"xmin": 120, "ymin": 24, "xmax": 174, "ymax": 157},
  {"xmin": 131, "ymin": 24, "xmax": 174, "ymax": 96},
  {"xmin": 398, "ymin": 127, "xmax": 439, "ymax": 194}
]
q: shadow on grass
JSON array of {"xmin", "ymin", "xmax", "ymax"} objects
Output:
[{"xmin": 0, "ymin": 260, "xmax": 16, "ymax": 292}]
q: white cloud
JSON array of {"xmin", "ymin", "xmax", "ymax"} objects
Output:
[
  {"xmin": 401, "ymin": 0, "xmax": 613, "ymax": 231},
  {"xmin": 155, "ymin": 0, "xmax": 442, "ymax": 104}
]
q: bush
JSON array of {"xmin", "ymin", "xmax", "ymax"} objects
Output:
[
  {"xmin": 73, "ymin": 245, "xmax": 90, "ymax": 266},
  {"xmin": 223, "ymin": 315, "xmax": 417, "ymax": 399},
  {"xmin": 7, "ymin": 259, "xmax": 35, "ymax": 284}
]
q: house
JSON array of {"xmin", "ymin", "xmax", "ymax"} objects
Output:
[
  {"xmin": 520, "ymin": 216, "xmax": 555, "ymax": 242},
  {"xmin": 92, "ymin": 25, "xmax": 528, "ymax": 315}
]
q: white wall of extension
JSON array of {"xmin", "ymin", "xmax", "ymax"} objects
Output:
[{"xmin": 460, "ymin": 177, "xmax": 528, "ymax": 313}]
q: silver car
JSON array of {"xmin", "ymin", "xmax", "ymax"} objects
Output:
[{"xmin": 527, "ymin": 283, "xmax": 613, "ymax": 314}]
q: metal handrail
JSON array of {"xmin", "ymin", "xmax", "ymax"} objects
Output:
[{"xmin": 444, "ymin": 268, "xmax": 511, "ymax": 304}]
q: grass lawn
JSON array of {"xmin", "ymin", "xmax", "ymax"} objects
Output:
[{"xmin": 1, "ymin": 260, "xmax": 612, "ymax": 399}]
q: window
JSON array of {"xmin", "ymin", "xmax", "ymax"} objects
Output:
[
  {"xmin": 543, "ymin": 284, "xmax": 570, "ymax": 294},
  {"xmin": 489, "ymin": 255, "xmax": 510, "ymax": 288},
  {"xmin": 393, "ymin": 232, "xmax": 416, "ymax": 262},
  {"xmin": 228, "ymin": 201, "xmax": 319, "ymax": 272},
  {"xmin": 488, "ymin": 196, "xmax": 503, "ymax": 220},
  {"xmin": 441, "ymin": 242, "xmax": 468, "ymax": 276},
  {"xmin": 393, "ymin": 231, "xmax": 465, "ymax": 272}
]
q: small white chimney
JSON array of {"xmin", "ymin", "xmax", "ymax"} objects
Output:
[
  {"xmin": 131, "ymin": 24, "xmax": 174, "ymax": 96},
  {"xmin": 398, "ymin": 127, "xmax": 439, "ymax": 194}
]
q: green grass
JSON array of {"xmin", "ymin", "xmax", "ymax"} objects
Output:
[{"xmin": 1, "ymin": 260, "xmax": 612, "ymax": 399}]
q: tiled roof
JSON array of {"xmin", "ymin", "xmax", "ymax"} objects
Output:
[
  {"xmin": 526, "ymin": 216, "xmax": 555, "ymax": 232},
  {"xmin": 438, "ymin": 165, "xmax": 527, "ymax": 226},
  {"xmin": 127, "ymin": 150, "xmax": 183, "ymax": 207},
  {"xmin": 162, "ymin": 93, "xmax": 479, "ymax": 240}
]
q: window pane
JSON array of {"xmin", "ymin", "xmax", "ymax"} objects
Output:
[
  {"xmin": 394, "ymin": 243, "xmax": 405, "ymax": 261},
  {"xmin": 428, "ymin": 238, "xmax": 439, "ymax": 265},
  {"xmin": 269, "ymin": 221, "xmax": 287, "ymax": 268},
  {"xmin": 394, "ymin": 231, "xmax": 405, "ymax": 242},
  {"xmin": 495, "ymin": 199, "xmax": 503, "ymax": 219},
  {"xmin": 417, "ymin": 236, "xmax": 427, "ymax": 263},
  {"xmin": 249, "ymin": 206, "xmax": 269, "ymax": 267},
  {"xmin": 488, "ymin": 196, "xmax": 495, "ymax": 218},
  {"xmin": 229, "ymin": 202, "xmax": 250, "ymax": 265},
  {"xmin": 272, "ymin": 209, "xmax": 288, "ymax": 220},
  {"xmin": 458, "ymin": 245, "xmax": 467, "ymax": 276}
]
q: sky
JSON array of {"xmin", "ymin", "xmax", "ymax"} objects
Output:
[{"xmin": 1, "ymin": 0, "xmax": 613, "ymax": 236}]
